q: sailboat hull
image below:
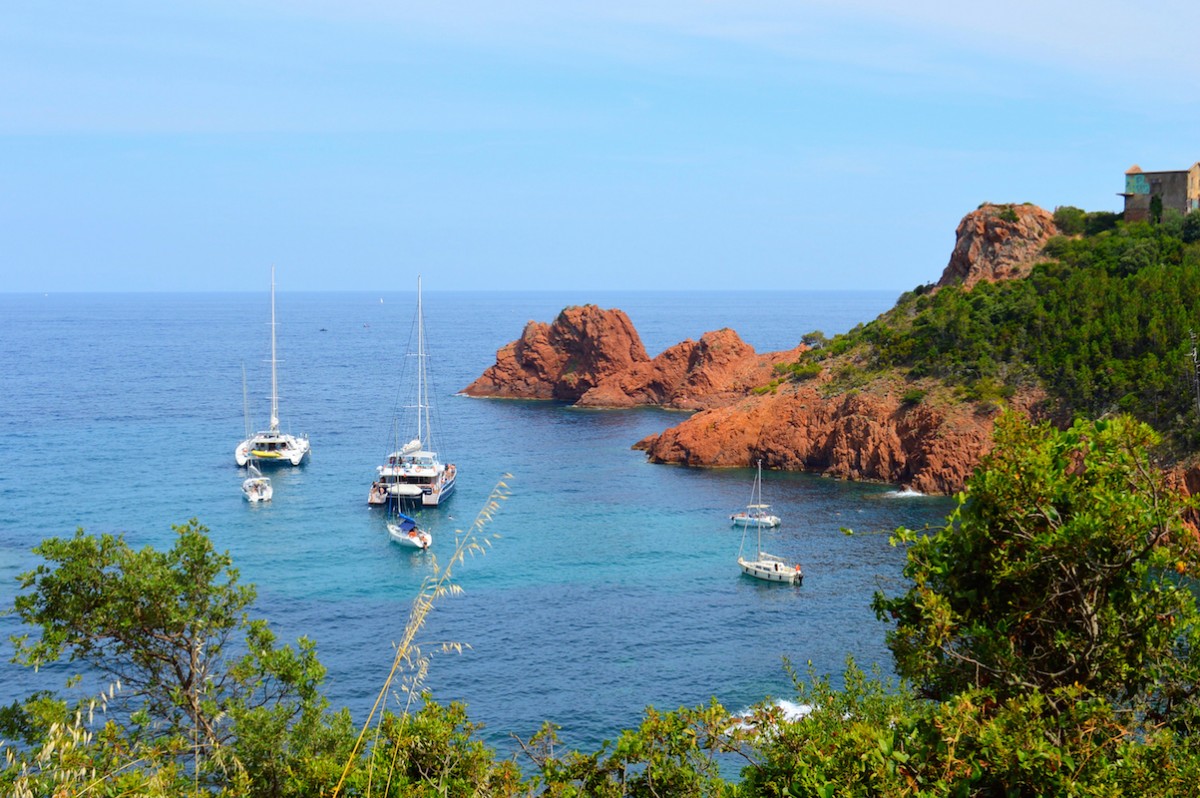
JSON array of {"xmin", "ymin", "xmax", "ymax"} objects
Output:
[
  {"xmin": 241, "ymin": 477, "xmax": 273, "ymax": 502},
  {"xmin": 738, "ymin": 556, "xmax": 803, "ymax": 585},
  {"xmin": 730, "ymin": 512, "xmax": 780, "ymax": 528},
  {"xmin": 387, "ymin": 514, "xmax": 431, "ymax": 549}
]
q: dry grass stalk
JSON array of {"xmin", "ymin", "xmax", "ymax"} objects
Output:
[{"xmin": 331, "ymin": 475, "xmax": 512, "ymax": 798}]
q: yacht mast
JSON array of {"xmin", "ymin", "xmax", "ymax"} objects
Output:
[
  {"xmin": 269, "ymin": 265, "xmax": 279, "ymax": 432},
  {"xmin": 417, "ymin": 275, "xmax": 426, "ymax": 446},
  {"xmin": 242, "ymin": 364, "xmax": 251, "ymax": 440}
]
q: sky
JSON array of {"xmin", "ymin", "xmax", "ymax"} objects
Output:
[{"xmin": 3, "ymin": 1, "xmax": 1200, "ymax": 292}]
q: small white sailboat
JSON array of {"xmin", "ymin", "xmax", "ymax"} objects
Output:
[
  {"xmin": 369, "ymin": 276, "xmax": 456, "ymax": 507},
  {"xmin": 735, "ymin": 459, "xmax": 801, "ymax": 583},
  {"xmin": 241, "ymin": 464, "xmax": 273, "ymax": 502},
  {"xmin": 235, "ymin": 267, "xmax": 310, "ymax": 467},
  {"xmin": 238, "ymin": 366, "xmax": 272, "ymax": 502},
  {"xmin": 737, "ymin": 502, "xmax": 802, "ymax": 586},
  {"xmin": 387, "ymin": 509, "xmax": 431, "ymax": 550},
  {"xmin": 737, "ymin": 538, "xmax": 803, "ymax": 584},
  {"xmin": 730, "ymin": 460, "xmax": 781, "ymax": 527}
]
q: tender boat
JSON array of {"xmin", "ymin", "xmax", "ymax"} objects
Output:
[
  {"xmin": 235, "ymin": 267, "xmax": 311, "ymax": 467},
  {"xmin": 241, "ymin": 465, "xmax": 273, "ymax": 503},
  {"xmin": 730, "ymin": 461, "xmax": 781, "ymax": 527},
  {"xmin": 387, "ymin": 510, "xmax": 431, "ymax": 550},
  {"xmin": 369, "ymin": 276, "xmax": 456, "ymax": 507}
]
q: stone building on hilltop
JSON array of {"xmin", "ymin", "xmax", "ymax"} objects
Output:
[{"xmin": 1120, "ymin": 163, "xmax": 1200, "ymax": 222}]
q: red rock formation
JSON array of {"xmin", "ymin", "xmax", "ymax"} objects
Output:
[
  {"xmin": 635, "ymin": 384, "xmax": 1018, "ymax": 495},
  {"xmin": 577, "ymin": 329, "xmax": 806, "ymax": 410},
  {"xmin": 938, "ymin": 203, "xmax": 1058, "ymax": 289},
  {"xmin": 461, "ymin": 305, "xmax": 649, "ymax": 402},
  {"xmin": 462, "ymin": 204, "xmax": 1071, "ymax": 494}
]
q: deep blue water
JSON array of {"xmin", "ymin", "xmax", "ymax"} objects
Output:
[{"xmin": 0, "ymin": 289, "xmax": 952, "ymax": 755}]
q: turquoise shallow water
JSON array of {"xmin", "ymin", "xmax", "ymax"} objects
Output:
[{"xmin": 0, "ymin": 289, "xmax": 953, "ymax": 754}]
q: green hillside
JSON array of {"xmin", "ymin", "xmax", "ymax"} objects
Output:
[{"xmin": 793, "ymin": 208, "xmax": 1200, "ymax": 454}]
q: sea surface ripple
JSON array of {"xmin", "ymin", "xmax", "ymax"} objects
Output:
[{"xmin": 0, "ymin": 289, "xmax": 952, "ymax": 755}]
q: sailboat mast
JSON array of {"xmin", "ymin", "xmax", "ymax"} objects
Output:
[
  {"xmin": 242, "ymin": 363, "xmax": 251, "ymax": 440},
  {"xmin": 269, "ymin": 265, "xmax": 279, "ymax": 432},
  {"xmin": 756, "ymin": 460, "xmax": 764, "ymax": 557}
]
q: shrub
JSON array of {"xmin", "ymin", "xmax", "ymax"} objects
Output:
[
  {"xmin": 1053, "ymin": 205, "xmax": 1087, "ymax": 235},
  {"xmin": 1085, "ymin": 210, "xmax": 1121, "ymax": 235},
  {"xmin": 789, "ymin": 362, "xmax": 822, "ymax": 381},
  {"xmin": 1182, "ymin": 210, "xmax": 1200, "ymax": 243}
]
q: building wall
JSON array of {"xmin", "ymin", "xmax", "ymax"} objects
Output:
[{"xmin": 1123, "ymin": 169, "xmax": 1193, "ymax": 221}]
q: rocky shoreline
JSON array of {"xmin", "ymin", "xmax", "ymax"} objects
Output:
[{"xmin": 462, "ymin": 203, "xmax": 1066, "ymax": 494}]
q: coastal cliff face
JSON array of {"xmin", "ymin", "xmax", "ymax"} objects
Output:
[
  {"xmin": 633, "ymin": 383, "xmax": 1002, "ymax": 495},
  {"xmin": 463, "ymin": 203, "xmax": 1065, "ymax": 494},
  {"xmin": 938, "ymin": 203, "xmax": 1058, "ymax": 289}
]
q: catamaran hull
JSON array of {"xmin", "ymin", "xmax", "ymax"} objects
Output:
[
  {"xmin": 235, "ymin": 438, "xmax": 310, "ymax": 467},
  {"xmin": 420, "ymin": 474, "xmax": 455, "ymax": 506},
  {"xmin": 369, "ymin": 468, "xmax": 456, "ymax": 506}
]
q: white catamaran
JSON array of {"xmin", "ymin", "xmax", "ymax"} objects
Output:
[
  {"xmin": 235, "ymin": 267, "xmax": 310, "ymax": 467},
  {"xmin": 369, "ymin": 276, "xmax": 456, "ymax": 508}
]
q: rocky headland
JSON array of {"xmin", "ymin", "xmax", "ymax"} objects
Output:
[
  {"xmin": 938, "ymin": 203, "xmax": 1058, "ymax": 289},
  {"xmin": 464, "ymin": 203, "xmax": 1062, "ymax": 494},
  {"xmin": 462, "ymin": 305, "xmax": 806, "ymax": 411}
]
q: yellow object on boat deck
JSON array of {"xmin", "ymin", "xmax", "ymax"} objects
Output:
[{"xmin": 251, "ymin": 450, "xmax": 282, "ymax": 458}]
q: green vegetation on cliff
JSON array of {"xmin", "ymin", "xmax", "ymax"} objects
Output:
[{"xmin": 798, "ymin": 209, "xmax": 1200, "ymax": 452}]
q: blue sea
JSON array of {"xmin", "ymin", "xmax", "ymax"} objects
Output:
[{"xmin": 0, "ymin": 289, "xmax": 953, "ymax": 756}]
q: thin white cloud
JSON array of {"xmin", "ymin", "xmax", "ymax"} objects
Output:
[{"xmin": 275, "ymin": 0, "xmax": 1200, "ymax": 93}]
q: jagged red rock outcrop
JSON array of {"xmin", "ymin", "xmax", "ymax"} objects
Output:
[
  {"xmin": 464, "ymin": 308, "xmax": 806, "ymax": 410},
  {"xmin": 463, "ymin": 203, "xmax": 1068, "ymax": 494},
  {"xmin": 578, "ymin": 329, "xmax": 806, "ymax": 410},
  {"xmin": 461, "ymin": 305, "xmax": 649, "ymax": 402},
  {"xmin": 633, "ymin": 384, "xmax": 1006, "ymax": 495},
  {"xmin": 938, "ymin": 203, "xmax": 1058, "ymax": 289}
]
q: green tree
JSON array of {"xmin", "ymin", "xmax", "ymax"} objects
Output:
[
  {"xmin": 1053, "ymin": 205, "xmax": 1087, "ymax": 235},
  {"xmin": 800, "ymin": 330, "xmax": 829, "ymax": 350},
  {"xmin": 874, "ymin": 414, "xmax": 1200, "ymax": 728},
  {"xmin": 1183, "ymin": 209, "xmax": 1200, "ymax": 244},
  {"xmin": 10, "ymin": 520, "xmax": 329, "ymax": 775}
]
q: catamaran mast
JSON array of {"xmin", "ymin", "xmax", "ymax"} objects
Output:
[
  {"xmin": 417, "ymin": 275, "xmax": 426, "ymax": 447},
  {"xmin": 269, "ymin": 265, "xmax": 279, "ymax": 432}
]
